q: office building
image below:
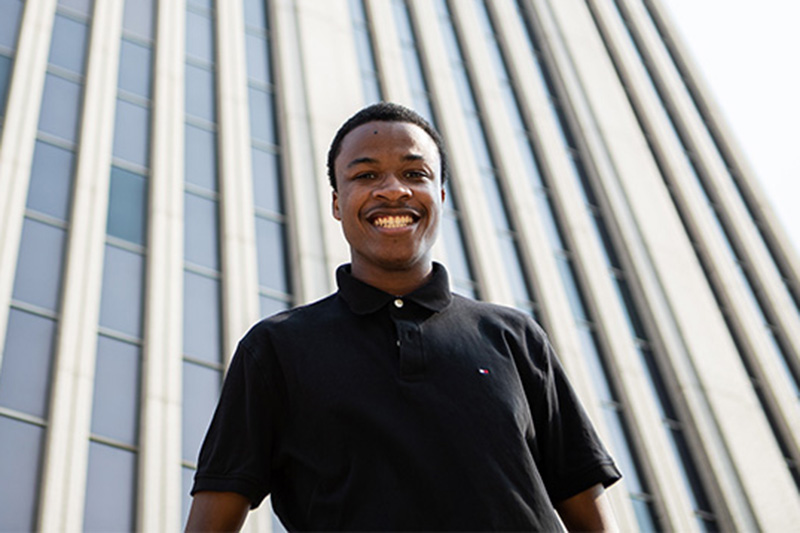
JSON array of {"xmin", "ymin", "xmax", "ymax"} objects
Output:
[{"xmin": 1, "ymin": 0, "xmax": 799, "ymax": 530}]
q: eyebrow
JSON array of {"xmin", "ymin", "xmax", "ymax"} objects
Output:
[{"xmin": 345, "ymin": 154, "xmax": 425, "ymax": 168}]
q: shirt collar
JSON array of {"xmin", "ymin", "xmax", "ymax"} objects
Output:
[{"xmin": 336, "ymin": 262, "xmax": 453, "ymax": 315}]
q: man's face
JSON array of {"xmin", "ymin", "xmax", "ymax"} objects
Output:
[{"xmin": 332, "ymin": 120, "xmax": 444, "ymax": 283}]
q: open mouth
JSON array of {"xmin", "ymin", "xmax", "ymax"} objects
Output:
[{"xmin": 371, "ymin": 214, "xmax": 417, "ymax": 228}]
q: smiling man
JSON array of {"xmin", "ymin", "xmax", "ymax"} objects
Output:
[{"xmin": 185, "ymin": 103, "xmax": 621, "ymax": 532}]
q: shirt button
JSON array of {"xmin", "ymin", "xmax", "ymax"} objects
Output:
[{"xmin": 394, "ymin": 298, "xmax": 404, "ymax": 308}]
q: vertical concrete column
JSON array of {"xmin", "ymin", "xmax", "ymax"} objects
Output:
[
  {"xmin": 271, "ymin": 0, "xmax": 339, "ymax": 304},
  {"xmin": 0, "ymin": 0, "xmax": 57, "ymax": 360},
  {"xmin": 290, "ymin": 0, "xmax": 361, "ymax": 287},
  {"xmin": 486, "ymin": 1, "xmax": 694, "ymax": 529},
  {"xmin": 216, "ymin": 0, "xmax": 259, "ymax": 358},
  {"xmin": 541, "ymin": 0, "xmax": 800, "ymax": 529},
  {"xmin": 618, "ymin": 0, "xmax": 800, "ymax": 364},
  {"xmin": 407, "ymin": 0, "xmax": 513, "ymax": 306},
  {"xmin": 37, "ymin": 1, "xmax": 124, "ymax": 531},
  {"xmin": 214, "ymin": 3, "xmax": 273, "ymax": 531},
  {"xmin": 137, "ymin": 0, "xmax": 185, "ymax": 530},
  {"xmin": 588, "ymin": 0, "xmax": 800, "ymax": 500},
  {"xmin": 363, "ymin": 0, "xmax": 410, "ymax": 105}
]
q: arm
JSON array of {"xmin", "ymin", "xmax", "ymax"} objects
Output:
[
  {"xmin": 555, "ymin": 484, "xmax": 619, "ymax": 532},
  {"xmin": 185, "ymin": 491, "xmax": 250, "ymax": 532}
]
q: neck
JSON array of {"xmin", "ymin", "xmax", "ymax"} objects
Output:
[{"xmin": 350, "ymin": 262, "xmax": 434, "ymax": 296}]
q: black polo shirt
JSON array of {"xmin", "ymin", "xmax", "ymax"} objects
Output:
[{"xmin": 192, "ymin": 263, "xmax": 620, "ymax": 531}]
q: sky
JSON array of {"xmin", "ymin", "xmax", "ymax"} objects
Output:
[{"xmin": 660, "ymin": 0, "xmax": 800, "ymax": 255}]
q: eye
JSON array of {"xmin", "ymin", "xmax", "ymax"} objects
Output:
[
  {"xmin": 353, "ymin": 171, "xmax": 377, "ymax": 180},
  {"xmin": 404, "ymin": 169, "xmax": 429, "ymax": 180}
]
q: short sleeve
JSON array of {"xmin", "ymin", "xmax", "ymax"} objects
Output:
[
  {"xmin": 521, "ymin": 325, "xmax": 621, "ymax": 503},
  {"xmin": 191, "ymin": 335, "xmax": 286, "ymax": 508}
]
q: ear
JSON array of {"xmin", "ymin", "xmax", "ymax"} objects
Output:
[{"xmin": 332, "ymin": 190, "xmax": 341, "ymax": 220}]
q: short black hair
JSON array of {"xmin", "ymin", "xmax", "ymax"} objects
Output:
[{"xmin": 326, "ymin": 102, "xmax": 449, "ymax": 190}]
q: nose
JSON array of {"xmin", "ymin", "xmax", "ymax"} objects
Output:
[{"xmin": 373, "ymin": 173, "xmax": 411, "ymax": 201}]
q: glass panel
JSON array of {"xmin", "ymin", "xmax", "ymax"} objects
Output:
[
  {"xmin": 12, "ymin": 218, "xmax": 66, "ymax": 311},
  {"xmin": 260, "ymin": 294, "xmax": 288, "ymax": 318},
  {"xmin": 91, "ymin": 335, "xmax": 141, "ymax": 445},
  {"xmin": 183, "ymin": 271, "xmax": 222, "ymax": 364},
  {"xmin": 27, "ymin": 140, "xmax": 75, "ymax": 222},
  {"xmin": 0, "ymin": 54, "xmax": 11, "ymax": 119},
  {"xmin": 184, "ymin": 193, "xmax": 220, "ymax": 271},
  {"xmin": 536, "ymin": 192, "xmax": 565, "ymax": 252},
  {"xmin": 182, "ymin": 361, "xmax": 221, "ymax": 462},
  {"xmin": 113, "ymin": 99, "xmax": 150, "ymax": 166},
  {"xmin": 58, "ymin": 0, "xmax": 93, "ymax": 16},
  {"xmin": 185, "ymin": 124, "xmax": 218, "ymax": 191},
  {"xmin": 251, "ymin": 147, "xmax": 282, "ymax": 214},
  {"xmin": 354, "ymin": 29, "xmax": 375, "ymax": 76},
  {"xmin": 49, "ymin": 14, "xmax": 88, "ymax": 74},
  {"xmin": 482, "ymin": 176, "xmax": 511, "ymax": 232},
  {"xmin": 362, "ymin": 76, "xmax": 382, "ymax": 106},
  {"xmin": 38, "ymin": 73, "xmax": 82, "ymax": 142},
  {"xmin": 245, "ymin": 33, "xmax": 270, "ymax": 85},
  {"xmin": 613, "ymin": 276, "xmax": 646, "ymax": 340},
  {"xmin": 556, "ymin": 255, "xmax": 588, "ymax": 321},
  {"xmin": 391, "ymin": 0, "xmax": 413, "ymax": 43},
  {"xmin": 348, "ymin": 0, "xmax": 367, "ymax": 25},
  {"xmin": 517, "ymin": 136, "xmax": 544, "ymax": 191},
  {"xmin": 452, "ymin": 280, "xmax": 477, "ymax": 300},
  {"xmin": 0, "ymin": 309, "xmax": 56, "ymax": 418},
  {"xmin": 186, "ymin": 11, "xmax": 214, "ymax": 63},
  {"xmin": 122, "ymin": 0, "xmax": 154, "ymax": 40},
  {"xmin": 83, "ymin": 442, "xmax": 136, "ymax": 532},
  {"xmin": 631, "ymin": 497, "xmax": 658, "ymax": 533},
  {"xmin": 0, "ymin": 1, "xmax": 24, "ymax": 50},
  {"xmin": 185, "ymin": 63, "xmax": 215, "ymax": 122},
  {"xmin": 588, "ymin": 213, "xmax": 619, "ymax": 270},
  {"xmin": 248, "ymin": 86, "xmax": 275, "ymax": 145},
  {"xmin": 187, "ymin": 0, "xmax": 213, "ymax": 10},
  {"xmin": 0, "ymin": 417, "xmax": 43, "ymax": 532},
  {"xmin": 576, "ymin": 326, "xmax": 614, "ymax": 405},
  {"xmin": 466, "ymin": 116, "xmax": 492, "ymax": 171},
  {"xmin": 98, "ymin": 244, "xmax": 145, "ymax": 338},
  {"xmin": 255, "ymin": 216, "xmax": 288, "ymax": 293},
  {"xmin": 107, "ymin": 166, "xmax": 147, "ymax": 245},
  {"xmin": 497, "ymin": 235, "xmax": 530, "ymax": 304},
  {"xmin": 453, "ymin": 70, "xmax": 476, "ymax": 114},
  {"xmin": 601, "ymin": 407, "xmax": 644, "ymax": 494},
  {"xmin": 442, "ymin": 214, "xmax": 472, "ymax": 285},
  {"xmin": 118, "ymin": 39, "xmax": 152, "ymax": 98},
  {"xmin": 243, "ymin": 0, "xmax": 267, "ymax": 30},
  {"xmin": 401, "ymin": 47, "xmax": 425, "ymax": 95}
]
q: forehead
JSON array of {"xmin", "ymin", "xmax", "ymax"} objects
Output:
[{"xmin": 336, "ymin": 120, "xmax": 440, "ymax": 165}]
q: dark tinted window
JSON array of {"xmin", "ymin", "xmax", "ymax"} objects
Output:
[{"xmin": 107, "ymin": 166, "xmax": 147, "ymax": 245}]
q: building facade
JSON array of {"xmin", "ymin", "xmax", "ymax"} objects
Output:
[{"xmin": 0, "ymin": 0, "xmax": 799, "ymax": 531}]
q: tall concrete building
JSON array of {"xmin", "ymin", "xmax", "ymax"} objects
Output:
[{"xmin": 1, "ymin": 0, "xmax": 798, "ymax": 530}]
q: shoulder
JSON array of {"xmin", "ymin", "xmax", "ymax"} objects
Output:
[
  {"xmin": 448, "ymin": 294, "xmax": 549, "ymax": 345},
  {"xmin": 239, "ymin": 293, "xmax": 341, "ymax": 352}
]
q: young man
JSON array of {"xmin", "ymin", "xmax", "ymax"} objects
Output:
[{"xmin": 186, "ymin": 103, "xmax": 621, "ymax": 531}]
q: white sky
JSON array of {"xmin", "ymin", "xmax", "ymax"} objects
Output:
[{"xmin": 660, "ymin": 0, "xmax": 800, "ymax": 255}]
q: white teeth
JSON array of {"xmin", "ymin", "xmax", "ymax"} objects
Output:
[{"xmin": 373, "ymin": 215, "xmax": 414, "ymax": 228}]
